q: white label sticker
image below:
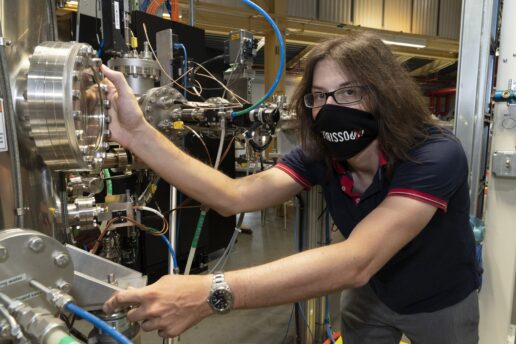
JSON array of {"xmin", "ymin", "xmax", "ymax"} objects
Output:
[
  {"xmin": 114, "ymin": 1, "xmax": 120, "ymax": 30},
  {"xmin": 0, "ymin": 99, "xmax": 8, "ymax": 152},
  {"xmin": 0, "ymin": 274, "xmax": 27, "ymax": 289},
  {"xmin": 16, "ymin": 291, "xmax": 42, "ymax": 302}
]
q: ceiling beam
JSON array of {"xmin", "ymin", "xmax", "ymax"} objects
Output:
[
  {"xmin": 287, "ymin": 45, "xmax": 312, "ymax": 69},
  {"xmin": 182, "ymin": 1, "xmax": 459, "ymax": 61}
]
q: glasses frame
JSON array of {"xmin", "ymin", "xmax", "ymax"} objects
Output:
[{"xmin": 304, "ymin": 85, "xmax": 367, "ymax": 108}]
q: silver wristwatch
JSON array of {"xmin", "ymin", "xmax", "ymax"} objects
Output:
[{"xmin": 207, "ymin": 273, "xmax": 233, "ymax": 314}]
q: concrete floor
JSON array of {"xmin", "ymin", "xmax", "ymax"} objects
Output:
[
  {"xmin": 73, "ymin": 207, "xmax": 343, "ymax": 343},
  {"xmin": 140, "ymin": 207, "xmax": 343, "ymax": 344}
]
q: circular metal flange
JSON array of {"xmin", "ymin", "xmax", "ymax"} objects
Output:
[
  {"xmin": 0, "ymin": 229, "xmax": 74, "ymax": 310},
  {"xmin": 26, "ymin": 42, "xmax": 109, "ymax": 171}
]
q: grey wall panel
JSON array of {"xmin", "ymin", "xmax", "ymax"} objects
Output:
[
  {"xmin": 412, "ymin": 0, "xmax": 439, "ymax": 35},
  {"xmin": 439, "ymin": 0, "xmax": 462, "ymax": 39},
  {"xmin": 354, "ymin": 0, "xmax": 383, "ymax": 28},
  {"xmin": 384, "ymin": 0, "xmax": 412, "ymax": 32},
  {"xmin": 288, "ymin": 0, "xmax": 317, "ymax": 19},
  {"xmin": 318, "ymin": 0, "xmax": 352, "ymax": 24}
]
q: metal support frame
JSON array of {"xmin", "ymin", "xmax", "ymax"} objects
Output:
[
  {"xmin": 454, "ymin": 0, "xmax": 497, "ymax": 217},
  {"xmin": 296, "ymin": 186, "xmax": 329, "ymax": 344}
]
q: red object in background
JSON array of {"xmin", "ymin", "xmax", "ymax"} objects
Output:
[
  {"xmin": 171, "ymin": 0, "xmax": 180, "ymax": 21},
  {"xmin": 146, "ymin": 0, "xmax": 180, "ymax": 21},
  {"xmin": 425, "ymin": 87, "xmax": 456, "ymax": 117},
  {"xmin": 323, "ymin": 331, "xmax": 342, "ymax": 344}
]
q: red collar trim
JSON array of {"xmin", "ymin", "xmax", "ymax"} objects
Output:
[{"xmin": 334, "ymin": 151, "xmax": 388, "ymax": 204}]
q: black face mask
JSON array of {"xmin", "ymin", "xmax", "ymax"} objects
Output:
[{"xmin": 311, "ymin": 104, "xmax": 379, "ymax": 160}]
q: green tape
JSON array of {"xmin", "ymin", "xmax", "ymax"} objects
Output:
[
  {"xmin": 59, "ymin": 336, "xmax": 82, "ymax": 344},
  {"xmin": 191, "ymin": 212, "xmax": 207, "ymax": 249}
]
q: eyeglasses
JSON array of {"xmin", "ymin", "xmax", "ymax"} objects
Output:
[{"xmin": 304, "ymin": 85, "xmax": 366, "ymax": 108}]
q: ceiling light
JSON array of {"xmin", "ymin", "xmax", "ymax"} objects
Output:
[{"xmin": 382, "ymin": 37, "xmax": 427, "ymax": 49}]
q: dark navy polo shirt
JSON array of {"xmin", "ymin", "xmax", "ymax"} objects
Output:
[{"xmin": 275, "ymin": 129, "xmax": 480, "ymax": 314}]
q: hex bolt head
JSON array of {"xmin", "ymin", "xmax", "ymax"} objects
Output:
[
  {"xmin": 104, "ymin": 99, "xmax": 111, "ymax": 109},
  {"xmin": 91, "ymin": 57, "xmax": 102, "ymax": 68},
  {"xmin": 28, "ymin": 237, "xmax": 45, "ymax": 253},
  {"xmin": 53, "ymin": 252, "xmax": 70, "ymax": 267},
  {"xmin": 0, "ymin": 246, "xmax": 8, "ymax": 262},
  {"xmin": 72, "ymin": 90, "xmax": 81, "ymax": 101},
  {"xmin": 56, "ymin": 279, "xmax": 72, "ymax": 292}
]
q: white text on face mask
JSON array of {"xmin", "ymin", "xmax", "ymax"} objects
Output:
[{"xmin": 321, "ymin": 130, "xmax": 364, "ymax": 143}]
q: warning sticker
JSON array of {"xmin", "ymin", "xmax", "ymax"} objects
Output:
[{"xmin": 0, "ymin": 98, "xmax": 7, "ymax": 152}]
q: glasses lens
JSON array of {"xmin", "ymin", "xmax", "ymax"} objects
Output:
[
  {"xmin": 304, "ymin": 92, "xmax": 327, "ymax": 108},
  {"xmin": 334, "ymin": 86, "xmax": 364, "ymax": 104},
  {"xmin": 304, "ymin": 94, "xmax": 315, "ymax": 108}
]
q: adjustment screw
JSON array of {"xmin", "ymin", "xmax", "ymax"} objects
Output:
[
  {"xmin": 104, "ymin": 99, "xmax": 111, "ymax": 109},
  {"xmin": 105, "ymin": 114, "xmax": 112, "ymax": 124},
  {"xmin": 28, "ymin": 237, "xmax": 45, "ymax": 253},
  {"xmin": 53, "ymin": 252, "xmax": 70, "ymax": 267},
  {"xmin": 100, "ymin": 84, "xmax": 108, "ymax": 93},
  {"xmin": 0, "ymin": 246, "xmax": 8, "ymax": 262}
]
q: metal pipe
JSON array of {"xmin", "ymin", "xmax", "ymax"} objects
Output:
[
  {"xmin": 189, "ymin": 0, "xmax": 195, "ymax": 26},
  {"xmin": 0, "ymin": 28, "xmax": 25, "ymax": 228},
  {"xmin": 167, "ymin": 187, "xmax": 177, "ymax": 344}
]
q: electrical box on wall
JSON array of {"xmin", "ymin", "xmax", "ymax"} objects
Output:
[{"xmin": 492, "ymin": 151, "xmax": 516, "ymax": 178}]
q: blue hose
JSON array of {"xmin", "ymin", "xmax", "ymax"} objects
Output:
[
  {"xmin": 159, "ymin": 233, "xmax": 179, "ymax": 270},
  {"xmin": 174, "ymin": 43, "xmax": 188, "ymax": 97},
  {"xmin": 64, "ymin": 303, "xmax": 133, "ymax": 344},
  {"xmin": 231, "ymin": 0, "xmax": 285, "ymax": 117}
]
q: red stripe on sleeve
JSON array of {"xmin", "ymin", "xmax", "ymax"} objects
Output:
[
  {"xmin": 388, "ymin": 188, "xmax": 448, "ymax": 212},
  {"xmin": 274, "ymin": 163, "xmax": 313, "ymax": 190}
]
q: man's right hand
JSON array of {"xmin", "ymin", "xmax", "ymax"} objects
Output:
[{"xmin": 101, "ymin": 64, "xmax": 150, "ymax": 149}]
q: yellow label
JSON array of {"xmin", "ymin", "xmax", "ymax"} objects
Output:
[
  {"xmin": 230, "ymin": 33, "xmax": 240, "ymax": 40},
  {"xmin": 172, "ymin": 121, "xmax": 184, "ymax": 129}
]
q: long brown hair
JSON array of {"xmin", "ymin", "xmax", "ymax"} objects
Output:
[{"xmin": 291, "ymin": 31, "xmax": 437, "ymax": 173}]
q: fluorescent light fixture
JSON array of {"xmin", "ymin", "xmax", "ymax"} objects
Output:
[
  {"xmin": 382, "ymin": 37, "xmax": 427, "ymax": 49},
  {"xmin": 66, "ymin": 0, "xmax": 78, "ymax": 5}
]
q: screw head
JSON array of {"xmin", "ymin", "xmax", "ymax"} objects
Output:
[
  {"xmin": 28, "ymin": 237, "xmax": 45, "ymax": 253},
  {"xmin": 53, "ymin": 252, "xmax": 70, "ymax": 267},
  {"xmin": 0, "ymin": 246, "xmax": 8, "ymax": 262},
  {"xmin": 503, "ymin": 58, "xmax": 508, "ymax": 63},
  {"xmin": 56, "ymin": 279, "xmax": 72, "ymax": 292}
]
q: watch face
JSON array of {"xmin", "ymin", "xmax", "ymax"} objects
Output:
[{"xmin": 209, "ymin": 289, "xmax": 233, "ymax": 312}]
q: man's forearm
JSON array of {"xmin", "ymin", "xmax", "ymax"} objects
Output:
[{"xmin": 225, "ymin": 241, "xmax": 366, "ymax": 309}]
